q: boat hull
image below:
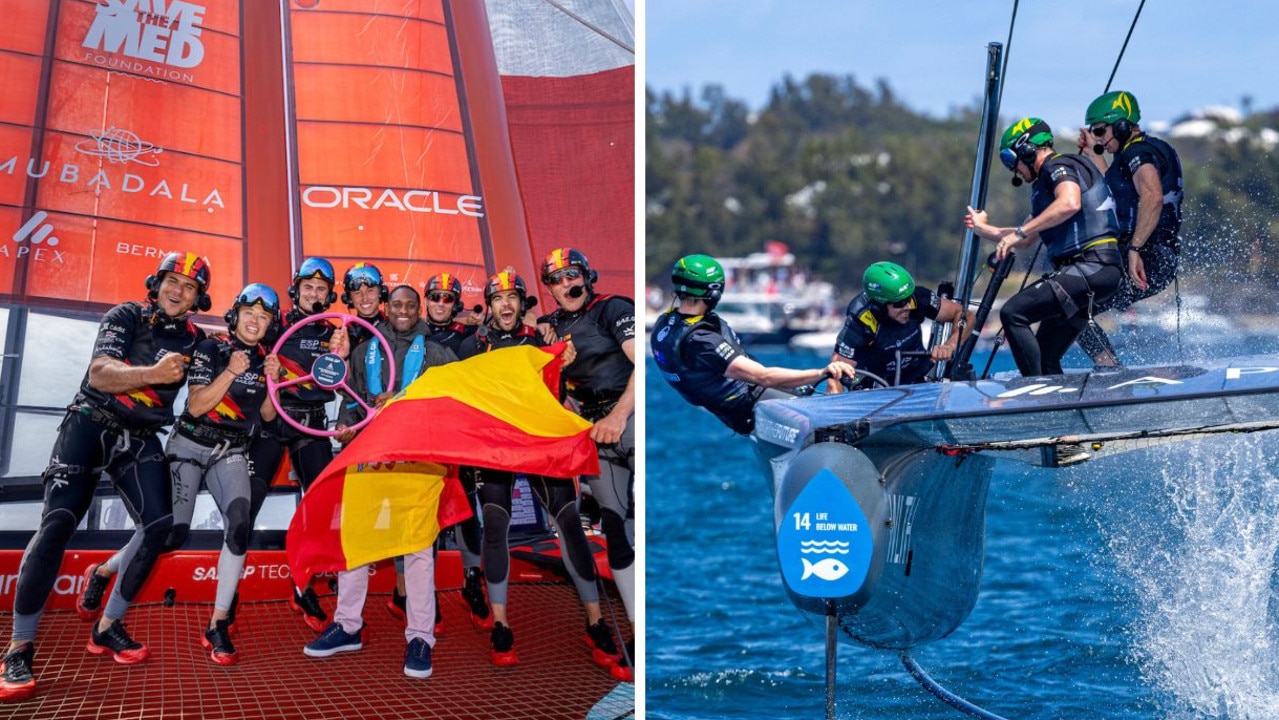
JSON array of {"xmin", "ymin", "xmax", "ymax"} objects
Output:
[{"xmin": 763, "ymin": 440, "xmax": 995, "ymax": 650}]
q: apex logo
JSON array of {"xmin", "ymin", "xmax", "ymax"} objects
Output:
[
  {"xmin": 13, "ymin": 211, "xmax": 59, "ymax": 247},
  {"xmin": 83, "ymin": 0, "xmax": 207, "ymax": 70}
]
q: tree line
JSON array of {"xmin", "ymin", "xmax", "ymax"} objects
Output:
[{"xmin": 646, "ymin": 74, "xmax": 1279, "ymax": 314}]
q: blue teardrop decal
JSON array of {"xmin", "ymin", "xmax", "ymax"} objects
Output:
[{"xmin": 777, "ymin": 468, "xmax": 873, "ymax": 598}]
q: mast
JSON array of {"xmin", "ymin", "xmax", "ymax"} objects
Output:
[{"xmin": 937, "ymin": 42, "xmax": 1004, "ymax": 379}]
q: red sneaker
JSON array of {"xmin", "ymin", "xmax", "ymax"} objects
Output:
[
  {"xmin": 86, "ymin": 621, "xmax": 149, "ymax": 665},
  {"xmin": 0, "ymin": 642, "xmax": 36, "ymax": 703}
]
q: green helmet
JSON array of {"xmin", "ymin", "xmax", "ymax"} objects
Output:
[
  {"xmin": 671, "ymin": 254, "xmax": 725, "ymax": 302},
  {"xmin": 1085, "ymin": 91, "xmax": 1141, "ymax": 126},
  {"xmin": 1000, "ymin": 117, "xmax": 1054, "ymax": 152},
  {"xmin": 863, "ymin": 261, "xmax": 915, "ymax": 304}
]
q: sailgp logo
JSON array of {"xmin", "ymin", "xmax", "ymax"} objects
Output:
[{"xmin": 82, "ymin": 0, "xmax": 207, "ymax": 80}]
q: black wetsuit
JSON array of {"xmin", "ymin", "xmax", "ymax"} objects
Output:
[
  {"xmin": 10, "ymin": 302, "xmax": 203, "ymax": 640},
  {"xmin": 1000, "ymin": 154, "xmax": 1124, "ymax": 376},
  {"xmin": 651, "ymin": 310, "xmax": 772, "ymax": 434},
  {"xmin": 425, "ymin": 319, "xmax": 476, "ymax": 356},
  {"xmin": 1077, "ymin": 133, "xmax": 1184, "ymax": 360},
  {"xmin": 541, "ymin": 293, "xmax": 636, "ymax": 618},
  {"xmin": 458, "ymin": 323, "xmax": 600, "ymax": 606},
  {"xmin": 834, "ymin": 288, "xmax": 946, "ymax": 386},
  {"xmin": 168, "ymin": 335, "xmax": 270, "ymax": 553}
]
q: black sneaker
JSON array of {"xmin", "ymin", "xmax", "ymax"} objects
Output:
[
  {"xmin": 403, "ymin": 637, "xmax": 433, "ymax": 679},
  {"xmin": 462, "ymin": 567, "xmax": 492, "ymax": 628},
  {"xmin": 585, "ymin": 619, "xmax": 622, "ymax": 665},
  {"xmin": 86, "ymin": 621, "xmax": 149, "ymax": 664},
  {"xmin": 289, "ymin": 587, "xmax": 327, "ymax": 632},
  {"xmin": 76, "ymin": 564, "xmax": 110, "ymax": 620},
  {"xmin": 0, "ymin": 642, "xmax": 36, "ymax": 702},
  {"xmin": 490, "ymin": 622, "xmax": 518, "ymax": 667},
  {"xmin": 202, "ymin": 620, "xmax": 238, "ymax": 666}
]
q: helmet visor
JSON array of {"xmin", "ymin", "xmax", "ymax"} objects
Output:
[
  {"xmin": 999, "ymin": 147, "xmax": 1019, "ymax": 171},
  {"xmin": 238, "ymin": 284, "xmax": 280, "ymax": 315},
  {"xmin": 346, "ymin": 266, "xmax": 382, "ymax": 290},
  {"xmin": 297, "ymin": 257, "xmax": 334, "ymax": 283}
]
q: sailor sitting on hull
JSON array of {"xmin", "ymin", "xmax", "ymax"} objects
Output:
[
  {"xmin": 651, "ymin": 253, "xmax": 856, "ymax": 435},
  {"xmin": 828, "ymin": 261, "xmax": 975, "ymax": 391}
]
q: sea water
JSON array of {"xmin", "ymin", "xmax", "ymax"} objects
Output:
[{"xmin": 646, "ymin": 335, "xmax": 1279, "ymax": 719}]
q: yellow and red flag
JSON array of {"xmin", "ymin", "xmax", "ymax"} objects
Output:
[{"xmin": 287, "ymin": 343, "xmax": 598, "ymax": 578}]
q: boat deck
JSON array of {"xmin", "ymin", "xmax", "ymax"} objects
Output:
[{"xmin": 0, "ymin": 554, "xmax": 632, "ymax": 719}]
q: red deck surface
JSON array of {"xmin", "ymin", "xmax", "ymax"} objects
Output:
[{"xmin": 0, "ymin": 552, "xmax": 633, "ymax": 719}]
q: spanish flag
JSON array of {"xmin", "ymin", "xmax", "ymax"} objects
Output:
[{"xmin": 287, "ymin": 344, "xmax": 599, "ymax": 577}]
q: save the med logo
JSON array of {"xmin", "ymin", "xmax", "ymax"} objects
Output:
[{"xmin": 82, "ymin": 0, "xmax": 207, "ymax": 69}]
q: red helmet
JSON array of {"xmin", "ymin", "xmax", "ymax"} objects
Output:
[
  {"xmin": 541, "ymin": 247, "xmax": 597, "ymax": 288},
  {"xmin": 426, "ymin": 272, "xmax": 464, "ymax": 315},
  {"xmin": 147, "ymin": 251, "xmax": 212, "ymax": 312},
  {"xmin": 484, "ymin": 271, "xmax": 527, "ymax": 305}
]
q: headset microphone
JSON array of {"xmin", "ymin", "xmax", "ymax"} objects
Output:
[
  {"xmin": 1092, "ymin": 143, "xmax": 1106, "ymax": 155},
  {"xmin": 567, "ymin": 285, "xmax": 586, "ymax": 299},
  {"xmin": 1011, "ymin": 176, "xmax": 1023, "ymax": 187},
  {"xmin": 472, "ymin": 304, "xmax": 483, "ymax": 314}
]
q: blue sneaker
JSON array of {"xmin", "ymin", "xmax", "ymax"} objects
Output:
[
  {"xmin": 403, "ymin": 638, "xmax": 433, "ymax": 679},
  {"xmin": 303, "ymin": 622, "xmax": 363, "ymax": 658}
]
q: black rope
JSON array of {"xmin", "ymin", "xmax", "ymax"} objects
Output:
[
  {"xmin": 1104, "ymin": 0, "xmax": 1147, "ymax": 92},
  {"xmin": 995, "ymin": 0, "xmax": 1018, "ymax": 110}
]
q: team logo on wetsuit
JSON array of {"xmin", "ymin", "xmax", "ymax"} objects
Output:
[{"xmin": 206, "ymin": 396, "xmax": 244, "ymax": 422}]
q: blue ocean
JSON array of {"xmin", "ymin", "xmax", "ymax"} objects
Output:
[{"xmin": 646, "ymin": 334, "xmax": 1279, "ymax": 720}]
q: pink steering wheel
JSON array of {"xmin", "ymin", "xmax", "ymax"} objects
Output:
[{"xmin": 267, "ymin": 312, "xmax": 396, "ymax": 437}]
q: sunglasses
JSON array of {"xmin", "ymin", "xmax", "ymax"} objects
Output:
[
  {"xmin": 428, "ymin": 292, "xmax": 457, "ymax": 303},
  {"xmin": 887, "ymin": 299, "xmax": 912, "ymax": 310},
  {"xmin": 546, "ymin": 267, "xmax": 583, "ymax": 285},
  {"xmin": 1089, "ymin": 123, "xmax": 1110, "ymax": 137}
]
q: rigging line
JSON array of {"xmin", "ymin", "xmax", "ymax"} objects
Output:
[
  {"xmin": 1104, "ymin": 0, "xmax": 1147, "ymax": 93},
  {"xmin": 540, "ymin": 0, "xmax": 635, "ymax": 55},
  {"xmin": 994, "ymin": 0, "xmax": 1019, "ymax": 111},
  {"xmin": 900, "ymin": 652, "xmax": 1012, "ymax": 720}
]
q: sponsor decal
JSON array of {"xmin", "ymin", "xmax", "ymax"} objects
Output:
[
  {"xmin": 4, "ymin": 210, "xmax": 68, "ymax": 264},
  {"xmin": 754, "ymin": 416, "xmax": 800, "ymax": 446},
  {"xmin": 0, "ymin": 152, "xmax": 226, "ymax": 212},
  {"xmin": 75, "ymin": 127, "xmax": 164, "ymax": 167},
  {"xmin": 193, "ymin": 563, "xmax": 292, "ymax": 582},
  {"xmin": 81, "ymin": 0, "xmax": 208, "ymax": 82},
  {"xmin": 301, "ymin": 186, "xmax": 485, "ymax": 217}
]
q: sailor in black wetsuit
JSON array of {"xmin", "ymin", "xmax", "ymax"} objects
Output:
[
  {"xmin": 1074, "ymin": 90, "xmax": 1185, "ymax": 367},
  {"xmin": 422, "ymin": 272, "xmax": 479, "ymax": 355},
  {"xmin": 538, "ymin": 247, "xmax": 638, "ymax": 681},
  {"xmin": 1, "ymin": 252, "xmax": 209, "ymax": 702},
  {"xmin": 86, "ymin": 284, "xmax": 283, "ymax": 667},
  {"xmin": 652, "ymin": 254, "xmax": 857, "ymax": 435},
  {"xmin": 459, "ymin": 271, "xmax": 620, "ymax": 671},
  {"xmin": 966, "ymin": 117, "xmax": 1124, "ymax": 377},
  {"xmin": 340, "ymin": 262, "xmax": 388, "ymax": 349},
  {"xmin": 247, "ymin": 256, "xmax": 349, "ymax": 631},
  {"xmin": 830, "ymin": 261, "xmax": 975, "ymax": 389}
]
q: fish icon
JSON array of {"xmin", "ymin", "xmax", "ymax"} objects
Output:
[{"xmin": 801, "ymin": 557, "xmax": 849, "ymax": 582}]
